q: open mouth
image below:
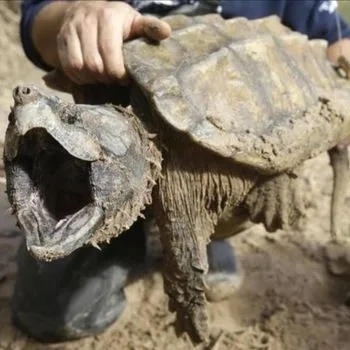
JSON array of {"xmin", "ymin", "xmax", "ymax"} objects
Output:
[
  {"xmin": 9, "ymin": 128, "xmax": 104, "ymax": 260},
  {"xmin": 5, "ymin": 85, "xmax": 149, "ymax": 261}
]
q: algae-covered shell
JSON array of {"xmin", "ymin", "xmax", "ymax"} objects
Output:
[{"xmin": 124, "ymin": 15, "xmax": 349, "ymax": 174}]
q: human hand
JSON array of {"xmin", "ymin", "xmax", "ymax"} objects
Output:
[
  {"xmin": 56, "ymin": 0, "xmax": 171, "ymax": 85},
  {"xmin": 327, "ymin": 38, "xmax": 350, "ymax": 74}
]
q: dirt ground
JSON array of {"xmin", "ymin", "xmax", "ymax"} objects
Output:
[{"xmin": 2, "ymin": 2, "xmax": 350, "ymax": 350}]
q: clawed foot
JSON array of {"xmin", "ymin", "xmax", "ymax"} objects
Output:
[
  {"xmin": 164, "ymin": 268, "xmax": 209, "ymax": 344},
  {"xmin": 164, "ymin": 240, "xmax": 243, "ymax": 344}
]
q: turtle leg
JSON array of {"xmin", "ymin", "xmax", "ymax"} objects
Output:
[
  {"xmin": 154, "ymin": 194, "xmax": 211, "ymax": 344},
  {"xmin": 328, "ymin": 145, "xmax": 349, "ymax": 239},
  {"xmin": 244, "ymin": 169, "xmax": 305, "ymax": 232}
]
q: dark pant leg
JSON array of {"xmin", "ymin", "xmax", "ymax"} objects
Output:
[
  {"xmin": 206, "ymin": 239, "xmax": 243, "ymax": 301},
  {"xmin": 12, "ymin": 219, "xmax": 146, "ymax": 342}
]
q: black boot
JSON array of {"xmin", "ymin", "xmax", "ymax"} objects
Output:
[
  {"xmin": 12, "ymin": 220, "xmax": 146, "ymax": 342},
  {"xmin": 205, "ymin": 239, "xmax": 243, "ymax": 302}
]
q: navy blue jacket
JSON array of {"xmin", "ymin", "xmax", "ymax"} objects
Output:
[{"xmin": 21, "ymin": 0, "xmax": 350, "ymax": 71}]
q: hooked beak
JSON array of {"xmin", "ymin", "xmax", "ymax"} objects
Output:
[{"xmin": 4, "ymin": 85, "xmax": 102, "ymax": 162}]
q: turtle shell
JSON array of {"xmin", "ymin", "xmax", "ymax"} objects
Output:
[{"xmin": 123, "ymin": 15, "xmax": 348, "ymax": 174}]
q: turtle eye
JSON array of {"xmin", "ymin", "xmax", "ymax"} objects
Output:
[
  {"xmin": 66, "ymin": 113, "xmax": 76, "ymax": 124},
  {"xmin": 61, "ymin": 108, "xmax": 77, "ymax": 124}
]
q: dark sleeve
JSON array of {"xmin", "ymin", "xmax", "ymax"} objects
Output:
[
  {"xmin": 282, "ymin": 0, "xmax": 350, "ymax": 44},
  {"xmin": 20, "ymin": 0, "xmax": 57, "ymax": 71}
]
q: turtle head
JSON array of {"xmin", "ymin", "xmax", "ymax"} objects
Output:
[{"xmin": 4, "ymin": 85, "xmax": 159, "ymax": 261}]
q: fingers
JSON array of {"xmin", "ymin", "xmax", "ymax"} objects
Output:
[
  {"xmin": 58, "ymin": 13, "xmax": 107, "ymax": 85},
  {"xmin": 57, "ymin": 22, "xmax": 85, "ymax": 84},
  {"xmin": 56, "ymin": 2, "xmax": 172, "ymax": 86},
  {"xmin": 131, "ymin": 14, "xmax": 172, "ymax": 41},
  {"xmin": 98, "ymin": 14, "xmax": 129, "ymax": 85},
  {"xmin": 79, "ymin": 14, "xmax": 108, "ymax": 84}
]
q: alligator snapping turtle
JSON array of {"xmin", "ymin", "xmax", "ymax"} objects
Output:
[{"xmin": 4, "ymin": 14, "xmax": 350, "ymax": 343}]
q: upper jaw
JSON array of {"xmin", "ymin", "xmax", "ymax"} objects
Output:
[{"xmin": 4, "ymin": 98, "xmax": 103, "ymax": 164}]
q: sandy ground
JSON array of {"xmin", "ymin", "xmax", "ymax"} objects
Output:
[{"xmin": 2, "ymin": 3, "xmax": 350, "ymax": 350}]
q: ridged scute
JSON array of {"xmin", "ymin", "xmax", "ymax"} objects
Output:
[{"xmin": 124, "ymin": 15, "xmax": 350, "ymax": 174}]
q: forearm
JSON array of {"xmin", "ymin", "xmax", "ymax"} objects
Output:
[{"xmin": 32, "ymin": 1, "xmax": 73, "ymax": 68}]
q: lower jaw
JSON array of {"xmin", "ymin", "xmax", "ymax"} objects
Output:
[{"xmin": 20, "ymin": 204, "xmax": 104, "ymax": 261}]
